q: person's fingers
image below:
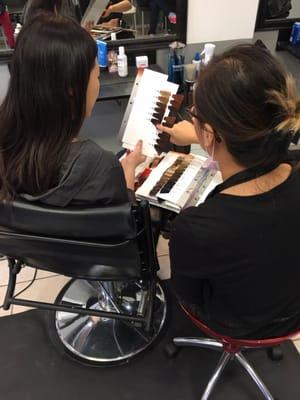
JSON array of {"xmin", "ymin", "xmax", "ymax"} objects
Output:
[
  {"xmin": 156, "ymin": 124, "xmax": 174, "ymax": 135},
  {"xmin": 135, "ymin": 140, "xmax": 143, "ymax": 152}
]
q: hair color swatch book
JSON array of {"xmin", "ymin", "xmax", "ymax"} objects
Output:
[
  {"xmin": 118, "ymin": 69, "xmax": 183, "ymax": 157},
  {"xmin": 135, "ymin": 152, "xmax": 222, "ymax": 213}
]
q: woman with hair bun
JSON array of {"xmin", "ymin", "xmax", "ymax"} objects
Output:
[{"xmin": 159, "ymin": 43, "xmax": 300, "ymax": 338}]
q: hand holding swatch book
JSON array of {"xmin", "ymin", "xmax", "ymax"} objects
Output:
[{"xmin": 118, "ymin": 69, "xmax": 221, "ymax": 213}]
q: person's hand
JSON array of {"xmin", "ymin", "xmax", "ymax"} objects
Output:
[
  {"xmin": 84, "ymin": 20, "xmax": 94, "ymax": 33},
  {"xmin": 121, "ymin": 140, "xmax": 146, "ymax": 170},
  {"xmin": 156, "ymin": 120, "xmax": 199, "ymax": 146},
  {"xmin": 121, "ymin": 141, "xmax": 146, "ymax": 190},
  {"xmin": 102, "ymin": 6, "xmax": 112, "ymax": 18}
]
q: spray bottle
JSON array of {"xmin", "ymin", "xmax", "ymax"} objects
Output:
[{"xmin": 201, "ymin": 43, "xmax": 216, "ymax": 66}]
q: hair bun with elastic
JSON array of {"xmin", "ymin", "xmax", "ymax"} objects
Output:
[{"xmin": 267, "ymin": 75, "xmax": 300, "ymax": 137}]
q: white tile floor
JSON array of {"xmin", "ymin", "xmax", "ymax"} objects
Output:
[{"xmin": 0, "ymin": 239, "xmax": 299, "ymax": 354}]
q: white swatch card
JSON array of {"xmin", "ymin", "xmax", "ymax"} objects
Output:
[{"xmin": 119, "ymin": 69, "xmax": 179, "ymax": 157}]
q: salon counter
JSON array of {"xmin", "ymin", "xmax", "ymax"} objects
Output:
[{"xmin": 99, "ymin": 65, "xmax": 162, "ymax": 101}]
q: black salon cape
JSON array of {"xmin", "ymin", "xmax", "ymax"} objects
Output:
[{"xmin": 22, "ymin": 139, "xmax": 130, "ymax": 207}]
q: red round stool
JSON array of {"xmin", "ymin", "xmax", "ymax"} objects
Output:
[{"xmin": 167, "ymin": 304, "xmax": 300, "ymax": 400}]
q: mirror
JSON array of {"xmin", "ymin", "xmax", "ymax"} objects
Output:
[
  {"xmin": 256, "ymin": 0, "xmax": 300, "ymax": 29},
  {"xmin": 79, "ymin": 0, "xmax": 186, "ymax": 43},
  {"xmin": 2, "ymin": 0, "xmax": 187, "ymax": 61},
  {"xmin": 255, "ymin": 0, "xmax": 300, "ymax": 58}
]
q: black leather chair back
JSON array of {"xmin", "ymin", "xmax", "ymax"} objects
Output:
[{"xmin": 0, "ymin": 200, "xmax": 156, "ymax": 280}]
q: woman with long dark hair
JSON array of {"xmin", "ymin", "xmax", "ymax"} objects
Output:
[
  {"xmin": 22, "ymin": 0, "xmax": 63, "ymax": 24},
  {"xmin": 159, "ymin": 44, "xmax": 300, "ymax": 338},
  {"xmin": 0, "ymin": 14, "xmax": 144, "ymax": 206}
]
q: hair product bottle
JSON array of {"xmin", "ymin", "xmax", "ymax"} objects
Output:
[
  {"xmin": 201, "ymin": 43, "xmax": 216, "ymax": 66},
  {"xmin": 107, "ymin": 32, "xmax": 118, "ymax": 73},
  {"xmin": 192, "ymin": 52, "xmax": 201, "ymax": 78},
  {"xmin": 117, "ymin": 46, "xmax": 128, "ymax": 77}
]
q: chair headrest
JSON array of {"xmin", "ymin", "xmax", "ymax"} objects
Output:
[{"xmin": 0, "ymin": 200, "xmax": 137, "ymax": 240}]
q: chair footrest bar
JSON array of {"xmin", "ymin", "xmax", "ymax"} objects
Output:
[{"xmin": 9, "ymin": 297, "xmax": 146, "ymax": 322}]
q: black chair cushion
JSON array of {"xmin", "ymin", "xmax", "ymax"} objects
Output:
[
  {"xmin": 0, "ymin": 200, "xmax": 144, "ymax": 280},
  {"xmin": 0, "ymin": 200, "xmax": 137, "ymax": 240}
]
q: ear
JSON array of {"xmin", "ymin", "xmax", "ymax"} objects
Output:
[{"xmin": 203, "ymin": 123, "xmax": 215, "ymax": 148}]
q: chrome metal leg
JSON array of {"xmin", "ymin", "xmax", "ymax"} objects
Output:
[
  {"xmin": 201, "ymin": 352, "xmax": 232, "ymax": 400},
  {"xmin": 174, "ymin": 337, "xmax": 223, "ymax": 351},
  {"xmin": 98, "ymin": 281, "xmax": 119, "ymax": 312},
  {"xmin": 235, "ymin": 352, "xmax": 275, "ymax": 400}
]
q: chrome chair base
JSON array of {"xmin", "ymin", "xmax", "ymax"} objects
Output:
[
  {"xmin": 172, "ymin": 337, "xmax": 275, "ymax": 400},
  {"xmin": 54, "ymin": 279, "xmax": 167, "ymax": 365}
]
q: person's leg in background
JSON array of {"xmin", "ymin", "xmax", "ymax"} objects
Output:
[
  {"xmin": 148, "ymin": 0, "xmax": 160, "ymax": 34},
  {"xmin": 148, "ymin": 0, "xmax": 176, "ymax": 34},
  {"xmin": 152, "ymin": 0, "xmax": 171, "ymax": 15},
  {"xmin": 152, "ymin": 0, "xmax": 176, "ymax": 23}
]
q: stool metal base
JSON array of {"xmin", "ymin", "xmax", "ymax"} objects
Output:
[
  {"xmin": 55, "ymin": 279, "xmax": 167, "ymax": 365},
  {"xmin": 172, "ymin": 337, "xmax": 275, "ymax": 400}
]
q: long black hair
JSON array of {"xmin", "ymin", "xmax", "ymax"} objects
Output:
[
  {"xmin": 0, "ymin": 14, "xmax": 97, "ymax": 200},
  {"xmin": 23, "ymin": 0, "xmax": 62, "ymax": 23}
]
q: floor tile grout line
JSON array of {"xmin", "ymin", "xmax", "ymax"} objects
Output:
[{"xmin": 0, "ymin": 273, "xmax": 61, "ymax": 288}]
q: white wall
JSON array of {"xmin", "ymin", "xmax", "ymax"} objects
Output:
[
  {"xmin": 290, "ymin": 0, "xmax": 300, "ymax": 18},
  {"xmin": 187, "ymin": 0, "xmax": 259, "ymax": 44}
]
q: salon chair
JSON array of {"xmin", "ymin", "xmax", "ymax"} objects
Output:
[
  {"xmin": 166, "ymin": 304, "xmax": 300, "ymax": 400},
  {"xmin": 0, "ymin": 199, "xmax": 168, "ymax": 365}
]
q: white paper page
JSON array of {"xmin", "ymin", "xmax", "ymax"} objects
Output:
[
  {"xmin": 121, "ymin": 69, "xmax": 179, "ymax": 157},
  {"xmin": 196, "ymin": 171, "xmax": 223, "ymax": 206}
]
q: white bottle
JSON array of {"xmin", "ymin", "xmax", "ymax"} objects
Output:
[
  {"xmin": 201, "ymin": 43, "xmax": 216, "ymax": 66},
  {"xmin": 117, "ymin": 46, "xmax": 128, "ymax": 77}
]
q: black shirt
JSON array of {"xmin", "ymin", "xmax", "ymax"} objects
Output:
[
  {"xmin": 22, "ymin": 139, "xmax": 129, "ymax": 207},
  {"xmin": 170, "ymin": 163, "xmax": 300, "ymax": 338}
]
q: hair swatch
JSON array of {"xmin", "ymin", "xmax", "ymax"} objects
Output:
[{"xmin": 149, "ymin": 155, "xmax": 193, "ymax": 196}]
